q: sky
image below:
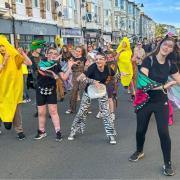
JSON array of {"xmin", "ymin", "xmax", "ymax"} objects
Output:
[{"xmin": 135, "ymin": 0, "xmax": 180, "ymax": 28}]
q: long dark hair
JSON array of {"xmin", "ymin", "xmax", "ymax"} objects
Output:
[
  {"xmin": 61, "ymin": 45, "xmax": 72, "ymax": 61},
  {"xmin": 75, "ymin": 45, "xmax": 86, "ymax": 58}
]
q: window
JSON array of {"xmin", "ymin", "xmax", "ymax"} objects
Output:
[
  {"xmin": 105, "ymin": 10, "xmax": 109, "ymax": 16},
  {"xmin": 63, "ymin": 6, "xmax": 73, "ymax": 19},
  {"xmin": 46, "ymin": 0, "xmax": 51, "ymax": 11},
  {"xmin": 120, "ymin": 0, "xmax": 125, "ymax": 10},
  {"xmin": 115, "ymin": 16, "xmax": 118, "ymax": 28},
  {"xmin": 115, "ymin": 0, "xmax": 118, "ymax": 7},
  {"xmin": 63, "ymin": 7, "xmax": 68, "ymax": 19},
  {"xmin": 16, "ymin": 0, "xmax": 24, "ymax": 4},
  {"xmin": 86, "ymin": 13, "xmax": 92, "ymax": 22},
  {"xmin": 16, "ymin": 0, "xmax": 23, "ymax": 3},
  {"xmin": 33, "ymin": 0, "xmax": 39, "ymax": 8}
]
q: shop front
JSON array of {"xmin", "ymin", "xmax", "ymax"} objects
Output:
[
  {"xmin": 84, "ymin": 29, "xmax": 102, "ymax": 46},
  {"xmin": 103, "ymin": 33, "xmax": 112, "ymax": 44},
  {"xmin": 0, "ymin": 18, "xmax": 12, "ymax": 41},
  {"xmin": 14, "ymin": 21, "xmax": 60, "ymax": 50},
  {"xmin": 61, "ymin": 28, "xmax": 83, "ymax": 49},
  {"xmin": 112, "ymin": 31, "xmax": 122, "ymax": 44}
]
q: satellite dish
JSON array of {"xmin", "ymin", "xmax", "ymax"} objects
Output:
[
  {"xmin": 58, "ymin": 11, "xmax": 62, "ymax": 17},
  {"xmin": 55, "ymin": 1, "xmax": 60, "ymax": 8}
]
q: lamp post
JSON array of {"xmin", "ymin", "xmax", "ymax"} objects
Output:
[
  {"xmin": 80, "ymin": 0, "xmax": 87, "ymax": 44},
  {"xmin": 138, "ymin": 3, "xmax": 144, "ymax": 38}
]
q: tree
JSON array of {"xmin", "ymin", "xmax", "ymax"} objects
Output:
[{"xmin": 155, "ymin": 24, "xmax": 168, "ymax": 37}]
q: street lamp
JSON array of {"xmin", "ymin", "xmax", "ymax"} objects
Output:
[{"xmin": 137, "ymin": 3, "xmax": 144, "ymax": 38}]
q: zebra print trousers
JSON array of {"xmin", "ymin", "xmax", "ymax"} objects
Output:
[{"xmin": 70, "ymin": 92, "xmax": 116, "ymax": 137}]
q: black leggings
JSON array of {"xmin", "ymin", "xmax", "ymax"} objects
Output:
[{"xmin": 136, "ymin": 101, "xmax": 171, "ymax": 164}]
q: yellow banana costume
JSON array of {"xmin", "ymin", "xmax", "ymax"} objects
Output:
[
  {"xmin": 0, "ymin": 35, "xmax": 25, "ymax": 122},
  {"xmin": 116, "ymin": 37, "xmax": 133, "ymax": 87},
  {"xmin": 55, "ymin": 35, "xmax": 64, "ymax": 48}
]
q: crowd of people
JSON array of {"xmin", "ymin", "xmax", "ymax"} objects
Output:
[{"xmin": 0, "ymin": 34, "xmax": 180, "ymax": 176}]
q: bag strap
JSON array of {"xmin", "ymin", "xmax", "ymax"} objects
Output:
[
  {"xmin": 150, "ymin": 55, "xmax": 171, "ymax": 69},
  {"xmin": 149, "ymin": 56, "xmax": 153, "ymax": 67}
]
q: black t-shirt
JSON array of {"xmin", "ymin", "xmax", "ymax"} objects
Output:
[
  {"xmin": 142, "ymin": 44, "xmax": 152, "ymax": 53},
  {"xmin": 84, "ymin": 63, "xmax": 115, "ymax": 92},
  {"xmin": 37, "ymin": 62, "xmax": 62, "ymax": 87},
  {"xmin": 141, "ymin": 55, "xmax": 178, "ymax": 102},
  {"xmin": 141, "ymin": 56, "xmax": 178, "ymax": 84}
]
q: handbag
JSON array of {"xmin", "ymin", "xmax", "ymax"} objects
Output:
[{"xmin": 87, "ymin": 84, "xmax": 106, "ymax": 99}]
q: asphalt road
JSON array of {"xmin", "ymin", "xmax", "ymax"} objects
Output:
[{"xmin": 0, "ymin": 89, "xmax": 180, "ymax": 179}]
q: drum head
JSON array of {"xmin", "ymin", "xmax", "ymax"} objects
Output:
[{"xmin": 87, "ymin": 84, "xmax": 106, "ymax": 99}]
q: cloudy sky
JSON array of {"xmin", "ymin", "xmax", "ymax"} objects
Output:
[{"xmin": 135, "ymin": 0, "xmax": 180, "ymax": 27}]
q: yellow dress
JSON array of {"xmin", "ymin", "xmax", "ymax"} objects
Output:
[
  {"xmin": 116, "ymin": 37, "xmax": 133, "ymax": 87},
  {"xmin": 0, "ymin": 35, "xmax": 24, "ymax": 122}
]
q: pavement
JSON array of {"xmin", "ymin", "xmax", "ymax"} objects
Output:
[{"xmin": 0, "ymin": 88, "xmax": 180, "ymax": 179}]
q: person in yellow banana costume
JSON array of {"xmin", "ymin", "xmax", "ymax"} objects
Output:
[
  {"xmin": 55, "ymin": 35, "xmax": 64, "ymax": 49},
  {"xmin": 116, "ymin": 37, "xmax": 133, "ymax": 87},
  {"xmin": 0, "ymin": 35, "xmax": 32, "ymax": 140}
]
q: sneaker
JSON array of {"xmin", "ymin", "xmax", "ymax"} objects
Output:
[
  {"xmin": 0, "ymin": 129, "xmax": 2, "ymax": 135},
  {"xmin": 56, "ymin": 131, "xmax": 62, "ymax": 142},
  {"xmin": 17, "ymin": 132, "xmax": 26, "ymax": 140},
  {"xmin": 96, "ymin": 111, "xmax": 103, "ymax": 119},
  {"xmin": 22, "ymin": 99, "xmax": 28, "ymax": 103},
  {"xmin": 26, "ymin": 98, "xmax": 31, "ymax": 103},
  {"xmin": 65, "ymin": 109, "xmax": 73, "ymax": 114},
  {"xmin": 129, "ymin": 151, "xmax": 145, "ymax": 162},
  {"xmin": 34, "ymin": 130, "xmax": 47, "ymax": 140},
  {"xmin": 163, "ymin": 162, "xmax": 175, "ymax": 176},
  {"xmin": 131, "ymin": 95, "xmax": 135, "ymax": 102},
  {"xmin": 111, "ymin": 112, "xmax": 115, "ymax": 121},
  {"xmin": 68, "ymin": 131, "xmax": 76, "ymax": 141},
  {"xmin": 109, "ymin": 135, "xmax": 117, "ymax": 145},
  {"xmin": 88, "ymin": 111, "xmax": 92, "ymax": 114}
]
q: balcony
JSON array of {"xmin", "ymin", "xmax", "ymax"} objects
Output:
[{"xmin": 0, "ymin": 1, "xmax": 8, "ymax": 15}]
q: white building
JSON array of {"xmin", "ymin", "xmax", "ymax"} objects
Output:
[
  {"xmin": 111, "ymin": 0, "xmax": 127, "ymax": 44},
  {"xmin": 102, "ymin": 0, "xmax": 112, "ymax": 43},
  {"xmin": 57, "ymin": 0, "xmax": 83, "ymax": 47}
]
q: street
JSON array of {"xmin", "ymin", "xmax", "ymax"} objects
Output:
[{"xmin": 0, "ymin": 88, "xmax": 180, "ymax": 179}]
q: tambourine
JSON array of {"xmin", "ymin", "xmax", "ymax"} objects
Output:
[{"xmin": 87, "ymin": 84, "xmax": 106, "ymax": 99}]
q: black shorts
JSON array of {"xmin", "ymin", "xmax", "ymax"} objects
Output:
[{"xmin": 36, "ymin": 88, "xmax": 57, "ymax": 106}]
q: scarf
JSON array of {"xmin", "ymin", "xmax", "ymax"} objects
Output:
[{"xmin": 133, "ymin": 72, "xmax": 161, "ymax": 112}]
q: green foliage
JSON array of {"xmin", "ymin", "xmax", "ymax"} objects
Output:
[{"xmin": 155, "ymin": 24, "xmax": 168, "ymax": 37}]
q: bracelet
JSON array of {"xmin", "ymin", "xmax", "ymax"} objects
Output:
[{"xmin": 162, "ymin": 85, "xmax": 167, "ymax": 94}]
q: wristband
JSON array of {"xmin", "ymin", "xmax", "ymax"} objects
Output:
[{"xmin": 162, "ymin": 85, "xmax": 167, "ymax": 94}]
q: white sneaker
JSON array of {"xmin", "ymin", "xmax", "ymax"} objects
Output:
[
  {"xmin": 68, "ymin": 131, "xmax": 75, "ymax": 140},
  {"xmin": 111, "ymin": 113, "xmax": 115, "ymax": 121},
  {"xmin": 96, "ymin": 111, "xmax": 103, "ymax": 119},
  {"xmin": 65, "ymin": 109, "xmax": 73, "ymax": 114},
  {"xmin": 109, "ymin": 135, "xmax": 117, "ymax": 145},
  {"xmin": 0, "ymin": 129, "xmax": 2, "ymax": 135}
]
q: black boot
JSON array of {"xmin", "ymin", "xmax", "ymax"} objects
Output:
[{"xmin": 4, "ymin": 122, "xmax": 12, "ymax": 130}]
